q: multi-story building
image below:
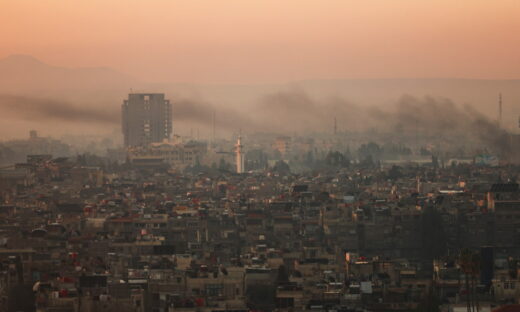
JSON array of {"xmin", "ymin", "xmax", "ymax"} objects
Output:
[
  {"xmin": 122, "ymin": 93, "xmax": 172, "ymax": 147},
  {"xmin": 273, "ymin": 136, "xmax": 291, "ymax": 157},
  {"xmin": 127, "ymin": 140, "xmax": 207, "ymax": 170}
]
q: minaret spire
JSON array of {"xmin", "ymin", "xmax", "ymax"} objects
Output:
[{"xmin": 235, "ymin": 133, "xmax": 245, "ymax": 174}]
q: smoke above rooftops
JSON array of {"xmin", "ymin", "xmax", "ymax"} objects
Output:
[
  {"xmin": 0, "ymin": 90, "xmax": 513, "ymax": 157},
  {"xmin": 0, "ymin": 94, "xmax": 119, "ymax": 125}
]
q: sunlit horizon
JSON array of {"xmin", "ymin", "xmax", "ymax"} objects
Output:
[{"xmin": 1, "ymin": 0, "xmax": 519, "ymax": 84}]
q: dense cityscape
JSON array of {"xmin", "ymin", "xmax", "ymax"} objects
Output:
[
  {"xmin": 0, "ymin": 91, "xmax": 518, "ymax": 312},
  {"xmin": 2, "ymin": 1, "xmax": 520, "ymax": 312}
]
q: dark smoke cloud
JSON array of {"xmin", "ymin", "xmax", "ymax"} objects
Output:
[
  {"xmin": 0, "ymin": 94, "xmax": 262, "ymax": 134},
  {"xmin": 0, "ymin": 94, "xmax": 119, "ymax": 125},
  {"xmin": 251, "ymin": 90, "xmax": 513, "ymax": 157},
  {"xmin": 0, "ymin": 91, "xmax": 513, "ymax": 158},
  {"xmin": 376, "ymin": 94, "xmax": 514, "ymax": 157},
  {"xmin": 0, "ymin": 91, "xmax": 371, "ymax": 134},
  {"xmin": 388, "ymin": 94, "xmax": 504, "ymax": 139},
  {"xmin": 253, "ymin": 89, "xmax": 368, "ymax": 133},
  {"xmin": 172, "ymin": 97, "xmax": 262, "ymax": 131}
]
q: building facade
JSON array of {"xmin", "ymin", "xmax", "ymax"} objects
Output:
[
  {"xmin": 122, "ymin": 93, "xmax": 172, "ymax": 147},
  {"xmin": 127, "ymin": 140, "xmax": 207, "ymax": 170}
]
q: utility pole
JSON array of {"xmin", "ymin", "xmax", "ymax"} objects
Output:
[
  {"xmin": 212, "ymin": 110, "xmax": 216, "ymax": 146},
  {"xmin": 498, "ymin": 93, "xmax": 503, "ymax": 128}
]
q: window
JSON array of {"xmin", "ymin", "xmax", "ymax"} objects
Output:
[{"xmin": 206, "ymin": 284, "xmax": 223, "ymax": 297}]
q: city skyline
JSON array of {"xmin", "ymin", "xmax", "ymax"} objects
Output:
[{"xmin": 1, "ymin": 2, "xmax": 520, "ymax": 311}]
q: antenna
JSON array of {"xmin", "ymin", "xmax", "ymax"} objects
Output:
[
  {"xmin": 415, "ymin": 118, "xmax": 418, "ymax": 150},
  {"xmin": 499, "ymin": 93, "xmax": 503, "ymax": 128},
  {"xmin": 334, "ymin": 117, "xmax": 337, "ymax": 135},
  {"xmin": 212, "ymin": 110, "xmax": 216, "ymax": 144}
]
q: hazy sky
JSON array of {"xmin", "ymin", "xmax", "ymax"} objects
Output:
[{"xmin": 1, "ymin": 0, "xmax": 519, "ymax": 83}]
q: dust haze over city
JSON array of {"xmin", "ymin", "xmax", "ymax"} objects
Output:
[{"xmin": 1, "ymin": 1, "xmax": 520, "ymax": 312}]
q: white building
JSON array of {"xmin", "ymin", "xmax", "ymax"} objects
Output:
[{"xmin": 235, "ymin": 136, "xmax": 245, "ymax": 174}]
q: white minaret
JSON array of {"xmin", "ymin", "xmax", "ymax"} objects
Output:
[{"xmin": 235, "ymin": 135, "xmax": 245, "ymax": 174}]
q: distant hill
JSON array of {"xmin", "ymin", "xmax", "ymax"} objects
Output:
[{"xmin": 0, "ymin": 54, "xmax": 139, "ymax": 93}]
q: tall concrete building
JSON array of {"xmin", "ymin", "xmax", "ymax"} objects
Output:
[{"xmin": 122, "ymin": 93, "xmax": 172, "ymax": 147}]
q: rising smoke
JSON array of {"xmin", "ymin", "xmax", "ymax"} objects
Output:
[
  {"xmin": 0, "ymin": 91, "xmax": 513, "ymax": 157},
  {"xmin": 0, "ymin": 94, "xmax": 119, "ymax": 125}
]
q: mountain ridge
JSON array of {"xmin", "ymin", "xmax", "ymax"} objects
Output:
[{"xmin": 0, "ymin": 54, "xmax": 139, "ymax": 92}]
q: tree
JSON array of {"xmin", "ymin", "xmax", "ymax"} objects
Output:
[
  {"xmin": 387, "ymin": 165, "xmax": 403, "ymax": 181},
  {"xmin": 272, "ymin": 160, "xmax": 291, "ymax": 175},
  {"xmin": 194, "ymin": 156, "xmax": 201, "ymax": 168},
  {"xmin": 360, "ymin": 154, "xmax": 375, "ymax": 168},
  {"xmin": 304, "ymin": 151, "xmax": 314, "ymax": 166},
  {"xmin": 421, "ymin": 147, "xmax": 432, "ymax": 156},
  {"xmin": 246, "ymin": 149, "xmax": 268, "ymax": 170},
  {"xmin": 324, "ymin": 151, "xmax": 350, "ymax": 168},
  {"xmin": 357, "ymin": 142, "xmax": 382, "ymax": 161},
  {"xmin": 218, "ymin": 158, "xmax": 232, "ymax": 172}
]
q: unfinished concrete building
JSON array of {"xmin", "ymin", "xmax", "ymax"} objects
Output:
[{"xmin": 122, "ymin": 93, "xmax": 172, "ymax": 147}]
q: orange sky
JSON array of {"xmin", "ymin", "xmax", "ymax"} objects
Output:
[{"xmin": 1, "ymin": 0, "xmax": 519, "ymax": 83}]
